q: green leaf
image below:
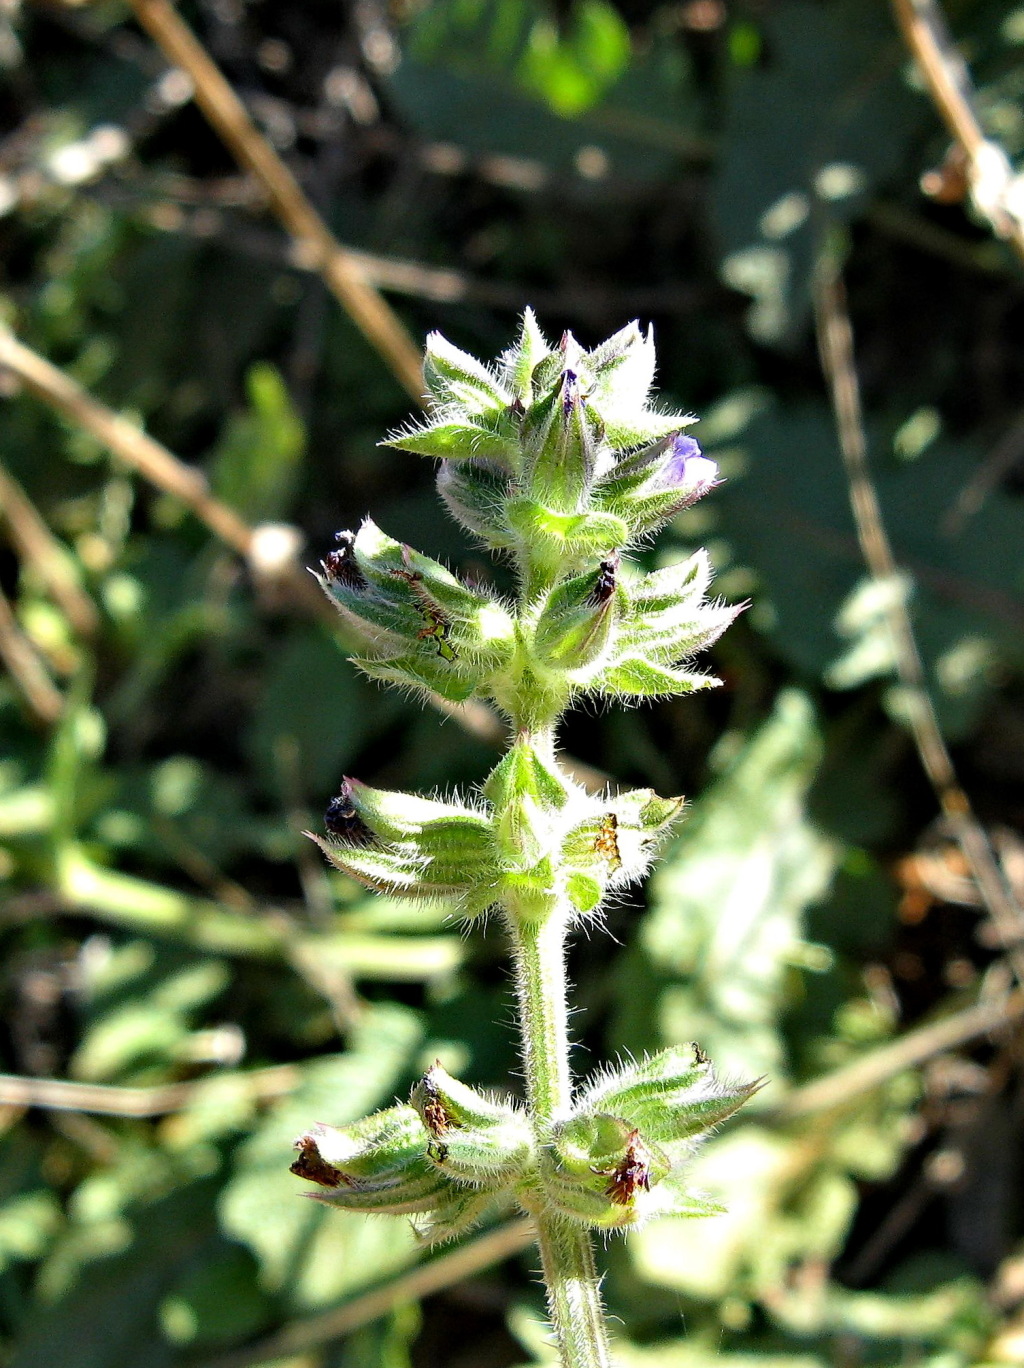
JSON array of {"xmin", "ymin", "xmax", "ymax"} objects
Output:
[
  {"xmin": 519, "ymin": 0, "xmax": 631, "ymax": 115},
  {"xmin": 0, "ymin": 1191, "xmax": 62, "ymax": 1274},
  {"xmin": 210, "ymin": 362, "xmax": 304, "ymax": 521},
  {"xmin": 642, "ymin": 690, "xmax": 838, "ymax": 1084},
  {"xmin": 218, "ymin": 1004, "xmax": 424, "ymax": 1310},
  {"xmin": 245, "ymin": 625, "xmax": 380, "ymax": 798}
]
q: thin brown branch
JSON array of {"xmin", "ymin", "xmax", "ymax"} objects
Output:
[
  {"xmin": 890, "ymin": 0, "xmax": 1024, "ymax": 259},
  {"xmin": 0, "ymin": 329, "xmax": 508, "ymax": 748},
  {"xmin": 127, "ymin": 0, "xmax": 424, "ymax": 400},
  {"xmin": 0, "ymin": 1064, "xmax": 299, "ymax": 1117},
  {"xmin": 0, "ymin": 460, "xmax": 99, "ymax": 637},
  {"xmin": 0, "ymin": 328, "xmax": 254, "ymax": 556},
  {"xmin": 943, "ymin": 406, "xmax": 1024, "ymax": 534},
  {"xmin": 0, "ymin": 580, "xmax": 64, "ymax": 724},
  {"xmin": 771, "ymin": 986, "xmax": 1024, "ymax": 1122},
  {"xmin": 813, "ymin": 251, "xmax": 1024, "ymax": 981},
  {"xmin": 200, "ymin": 1218, "xmax": 536, "ymax": 1368}
]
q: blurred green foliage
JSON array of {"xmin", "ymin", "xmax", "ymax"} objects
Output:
[{"xmin": 1, "ymin": 1, "xmax": 1024, "ymax": 1366}]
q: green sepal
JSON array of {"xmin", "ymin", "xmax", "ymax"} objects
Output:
[
  {"xmin": 291, "ymin": 1108, "xmax": 448, "ymax": 1214},
  {"xmin": 412, "ymin": 1187, "xmax": 505, "ymax": 1246},
  {"xmin": 498, "ymin": 307, "xmax": 550, "ymax": 405},
  {"xmin": 561, "ymin": 788, "xmax": 685, "ymax": 900},
  {"xmin": 589, "ymin": 656, "xmax": 722, "ymax": 700},
  {"xmin": 322, "ymin": 595, "xmax": 422, "ymax": 661},
  {"xmin": 594, "ymin": 484, "xmax": 691, "ymax": 539},
  {"xmin": 497, "ymin": 857, "xmax": 559, "ymax": 923},
  {"xmin": 353, "ymin": 654, "xmax": 479, "ymax": 703},
  {"xmin": 484, "ymin": 742, "xmax": 573, "ymax": 868},
  {"xmin": 582, "ymin": 322, "xmax": 658, "ymax": 442},
  {"xmin": 336, "ymin": 779, "xmax": 493, "ymax": 849},
  {"xmin": 602, "ymin": 408, "xmax": 696, "ymax": 452},
  {"xmin": 436, "ymin": 459, "xmax": 517, "ymax": 548},
  {"xmin": 627, "ymin": 550, "xmax": 713, "ymax": 611},
  {"xmin": 505, "ymin": 498, "xmax": 630, "ymax": 560},
  {"xmin": 541, "ymin": 1113, "xmax": 671, "ymax": 1229},
  {"xmin": 421, "ymin": 331, "xmax": 512, "ymax": 414},
  {"xmin": 564, "ymin": 871, "xmax": 603, "ymax": 913},
  {"xmin": 352, "ymin": 520, "xmax": 513, "ymax": 640},
  {"xmin": 533, "ymin": 562, "xmax": 622, "ymax": 671},
  {"xmin": 620, "ymin": 602, "xmax": 739, "ymax": 669},
  {"xmin": 386, "ymin": 413, "xmax": 521, "ymax": 466},
  {"xmin": 574, "ymin": 1045, "xmax": 762, "ymax": 1148},
  {"xmin": 411, "ymin": 1062, "xmax": 533, "ymax": 1187},
  {"xmin": 483, "ymin": 741, "xmax": 572, "ymax": 813},
  {"xmin": 309, "ymin": 831, "xmax": 499, "ymax": 906},
  {"xmin": 618, "ymin": 554, "xmax": 739, "ymax": 667}
]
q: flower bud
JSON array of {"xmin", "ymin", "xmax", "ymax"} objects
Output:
[
  {"xmin": 421, "ymin": 332, "xmax": 511, "ymax": 415},
  {"xmin": 436, "ymin": 459, "xmax": 516, "ymax": 549},
  {"xmin": 291, "ymin": 1107, "xmax": 449, "ymax": 1213},
  {"xmin": 315, "ymin": 519, "xmax": 514, "ymax": 703},
  {"xmin": 310, "ymin": 779, "xmax": 499, "ymax": 913},
  {"xmin": 410, "ymin": 1062, "xmax": 532, "ymax": 1186},
  {"xmin": 521, "ymin": 341, "xmax": 605, "ymax": 513},
  {"xmin": 533, "ymin": 557, "xmax": 622, "ymax": 672},
  {"xmin": 574, "ymin": 1045, "xmax": 761, "ymax": 1149}
]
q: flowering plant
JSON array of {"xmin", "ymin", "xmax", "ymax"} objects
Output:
[{"xmin": 291, "ymin": 314, "xmax": 757, "ymax": 1368}]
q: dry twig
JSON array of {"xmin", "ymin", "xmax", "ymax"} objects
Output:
[
  {"xmin": 0, "ymin": 329, "xmax": 255, "ymax": 556},
  {"xmin": 772, "ymin": 985, "xmax": 1024, "ymax": 1122},
  {"xmin": 890, "ymin": 0, "xmax": 1024, "ymax": 259},
  {"xmin": 943, "ymin": 405, "xmax": 1024, "ymax": 534},
  {"xmin": 127, "ymin": 0, "xmax": 424, "ymax": 400},
  {"xmin": 201, "ymin": 1217, "xmax": 536, "ymax": 1368},
  {"xmin": 0, "ymin": 580, "xmax": 64, "ymax": 724},
  {"xmin": 813, "ymin": 252, "xmax": 1024, "ymax": 982},
  {"xmin": 0, "ymin": 1064, "xmax": 299, "ymax": 1117},
  {"xmin": 0, "ymin": 460, "xmax": 99, "ymax": 637}
]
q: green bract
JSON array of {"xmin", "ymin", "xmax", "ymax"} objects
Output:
[{"xmin": 296, "ymin": 316, "xmax": 756, "ymax": 1365}]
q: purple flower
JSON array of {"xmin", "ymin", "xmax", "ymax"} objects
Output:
[{"xmin": 656, "ymin": 435, "xmax": 719, "ymax": 503}]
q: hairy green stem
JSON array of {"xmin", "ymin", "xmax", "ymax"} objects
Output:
[
  {"xmin": 509, "ymin": 908, "xmax": 572, "ymax": 1121},
  {"xmin": 508, "ymin": 799, "xmax": 615, "ymax": 1367},
  {"xmin": 536, "ymin": 1213, "xmax": 614, "ymax": 1368}
]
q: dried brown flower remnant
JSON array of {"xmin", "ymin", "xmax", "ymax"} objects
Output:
[
  {"xmin": 593, "ymin": 813, "xmax": 622, "ymax": 870},
  {"xmin": 324, "ymin": 779, "xmax": 374, "ymax": 845},
  {"xmin": 603, "ymin": 1129, "xmax": 654, "ymax": 1205},
  {"xmin": 290, "ymin": 1131, "xmax": 345, "ymax": 1188},
  {"xmin": 321, "ymin": 529, "xmax": 367, "ymax": 589},
  {"xmin": 418, "ymin": 1066, "xmax": 458, "ymax": 1138},
  {"xmin": 589, "ymin": 556, "xmax": 619, "ymax": 606}
]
